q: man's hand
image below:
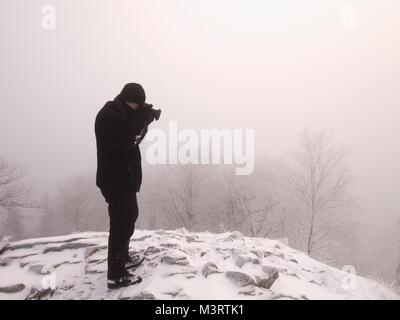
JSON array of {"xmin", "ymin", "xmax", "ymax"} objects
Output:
[{"xmin": 139, "ymin": 104, "xmax": 156, "ymax": 124}]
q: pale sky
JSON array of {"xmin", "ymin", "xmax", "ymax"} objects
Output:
[{"xmin": 0, "ymin": 0, "xmax": 399, "ymax": 222}]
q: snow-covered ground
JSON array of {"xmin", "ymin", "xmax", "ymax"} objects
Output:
[{"xmin": 0, "ymin": 229, "xmax": 398, "ymax": 300}]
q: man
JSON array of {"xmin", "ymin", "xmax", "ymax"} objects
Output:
[{"xmin": 95, "ymin": 83, "xmax": 156, "ymax": 289}]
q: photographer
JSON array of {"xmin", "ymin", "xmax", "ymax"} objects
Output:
[{"xmin": 94, "ymin": 83, "xmax": 160, "ymax": 289}]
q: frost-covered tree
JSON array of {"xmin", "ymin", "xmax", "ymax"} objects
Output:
[
  {"xmin": 286, "ymin": 131, "xmax": 356, "ymax": 256},
  {"xmin": 44, "ymin": 173, "xmax": 107, "ymax": 234},
  {"xmin": 0, "ymin": 156, "xmax": 38, "ymax": 211}
]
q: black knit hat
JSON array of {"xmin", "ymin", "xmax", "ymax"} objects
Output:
[{"xmin": 119, "ymin": 83, "xmax": 146, "ymax": 106}]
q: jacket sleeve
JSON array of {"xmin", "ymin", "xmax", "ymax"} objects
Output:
[{"xmin": 97, "ymin": 111, "xmax": 148, "ymax": 153}]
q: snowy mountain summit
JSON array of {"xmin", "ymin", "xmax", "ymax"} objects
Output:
[{"xmin": 0, "ymin": 229, "xmax": 397, "ymax": 300}]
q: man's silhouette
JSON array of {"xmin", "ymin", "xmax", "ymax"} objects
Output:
[{"xmin": 95, "ymin": 83, "xmax": 155, "ymax": 288}]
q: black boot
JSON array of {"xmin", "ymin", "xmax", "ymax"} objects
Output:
[{"xmin": 107, "ymin": 274, "xmax": 142, "ymax": 289}]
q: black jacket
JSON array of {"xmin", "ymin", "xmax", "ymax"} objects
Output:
[{"xmin": 95, "ymin": 96, "xmax": 148, "ymax": 193}]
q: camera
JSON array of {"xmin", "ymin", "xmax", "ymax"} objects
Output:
[{"xmin": 142, "ymin": 103, "xmax": 161, "ymax": 121}]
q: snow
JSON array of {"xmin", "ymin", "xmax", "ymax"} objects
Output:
[{"xmin": 0, "ymin": 229, "xmax": 398, "ymax": 300}]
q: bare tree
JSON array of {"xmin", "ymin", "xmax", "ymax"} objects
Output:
[
  {"xmin": 3, "ymin": 207, "xmax": 25, "ymax": 240},
  {"xmin": 50, "ymin": 173, "xmax": 107, "ymax": 234},
  {"xmin": 217, "ymin": 163, "xmax": 283, "ymax": 237},
  {"xmin": 37, "ymin": 193, "xmax": 60, "ymax": 237},
  {"xmin": 286, "ymin": 131, "xmax": 355, "ymax": 256},
  {"xmin": 163, "ymin": 165, "xmax": 199, "ymax": 230},
  {"xmin": 0, "ymin": 156, "xmax": 38, "ymax": 211}
]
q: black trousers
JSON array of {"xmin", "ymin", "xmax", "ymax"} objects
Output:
[{"xmin": 101, "ymin": 189, "xmax": 139, "ymax": 280}]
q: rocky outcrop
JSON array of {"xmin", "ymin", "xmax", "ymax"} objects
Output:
[{"xmin": 0, "ymin": 230, "xmax": 397, "ymax": 300}]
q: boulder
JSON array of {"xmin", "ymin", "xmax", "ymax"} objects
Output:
[
  {"xmin": 239, "ymin": 285, "xmax": 256, "ymax": 296},
  {"xmin": 43, "ymin": 242, "xmax": 95, "ymax": 254},
  {"xmin": 161, "ymin": 255, "xmax": 189, "ymax": 266},
  {"xmin": 223, "ymin": 232, "xmax": 243, "ymax": 242},
  {"xmin": 26, "ymin": 287, "xmax": 55, "ymax": 300},
  {"xmin": 131, "ymin": 235, "xmax": 152, "ymax": 242},
  {"xmin": 256, "ymin": 270, "xmax": 279, "ymax": 289},
  {"xmin": 235, "ymin": 256, "xmax": 252, "ymax": 268},
  {"xmin": 84, "ymin": 245, "xmax": 107, "ymax": 260},
  {"xmin": 0, "ymin": 257, "xmax": 11, "ymax": 267},
  {"xmin": 160, "ymin": 243, "xmax": 178, "ymax": 248},
  {"xmin": 185, "ymin": 236, "xmax": 202, "ymax": 243},
  {"xmin": 131, "ymin": 291, "xmax": 156, "ymax": 300},
  {"xmin": 262, "ymin": 265, "xmax": 286, "ymax": 274},
  {"xmin": 0, "ymin": 237, "xmax": 11, "ymax": 255},
  {"xmin": 202, "ymin": 262, "xmax": 221, "ymax": 278},
  {"xmin": 144, "ymin": 246, "xmax": 162, "ymax": 256},
  {"xmin": 226, "ymin": 271, "xmax": 255, "ymax": 287},
  {"xmin": 0, "ymin": 283, "xmax": 25, "ymax": 294},
  {"xmin": 28, "ymin": 264, "xmax": 53, "ymax": 275}
]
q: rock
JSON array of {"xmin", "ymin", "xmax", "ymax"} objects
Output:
[
  {"xmin": 250, "ymin": 250, "xmax": 263, "ymax": 258},
  {"xmin": 0, "ymin": 257, "xmax": 11, "ymax": 267},
  {"xmin": 53, "ymin": 261, "xmax": 81, "ymax": 269},
  {"xmin": 252, "ymin": 258, "xmax": 261, "ymax": 265},
  {"xmin": 85, "ymin": 269, "xmax": 103, "ymax": 275},
  {"xmin": 160, "ymin": 243, "xmax": 178, "ymax": 248},
  {"xmin": 0, "ymin": 236, "xmax": 11, "ymax": 255},
  {"xmin": 239, "ymin": 285, "xmax": 255, "ymax": 296},
  {"xmin": 262, "ymin": 265, "xmax": 276, "ymax": 274},
  {"xmin": 235, "ymin": 256, "xmax": 252, "ymax": 268},
  {"xmin": 264, "ymin": 251, "xmax": 273, "ymax": 257},
  {"xmin": 144, "ymin": 246, "xmax": 162, "ymax": 255},
  {"xmin": 162, "ymin": 288, "xmax": 183, "ymax": 298},
  {"xmin": 9, "ymin": 254, "xmax": 37, "ymax": 263},
  {"xmin": 155, "ymin": 230, "xmax": 169, "ymax": 236},
  {"xmin": 26, "ymin": 287, "xmax": 55, "ymax": 300},
  {"xmin": 202, "ymin": 262, "xmax": 221, "ymax": 278},
  {"xmin": 164, "ymin": 270, "xmax": 198, "ymax": 278},
  {"xmin": 262, "ymin": 265, "xmax": 286, "ymax": 274},
  {"xmin": 223, "ymin": 232, "xmax": 243, "ymax": 242},
  {"xmin": 28, "ymin": 264, "xmax": 53, "ymax": 275},
  {"xmin": 0, "ymin": 283, "xmax": 25, "ymax": 294},
  {"xmin": 309, "ymin": 280, "xmax": 322, "ymax": 286},
  {"xmin": 286, "ymin": 272, "xmax": 301, "ymax": 279},
  {"xmin": 270, "ymin": 293, "xmax": 299, "ymax": 300},
  {"xmin": 161, "ymin": 255, "xmax": 189, "ymax": 266},
  {"xmin": 156, "ymin": 230, "xmax": 184, "ymax": 239},
  {"xmin": 7, "ymin": 237, "xmax": 86, "ymax": 251},
  {"xmin": 84, "ymin": 246, "xmax": 106, "ymax": 260},
  {"xmin": 185, "ymin": 236, "xmax": 202, "ymax": 243},
  {"xmin": 256, "ymin": 270, "xmax": 279, "ymax": 289},
  {"xmin": 131, "ymin": 235, "xmax": 152, "ymax": 242},
  {"xmin": 226, "ymin": 271, "xmax": 255, "ymax": 287},
  {"xmin": 131, "ymin": 291, "xmax": 156, "ymax": 300},
  {"xmin": 43, "ymin": 242, "xmax": 96, "ymax": 254}
]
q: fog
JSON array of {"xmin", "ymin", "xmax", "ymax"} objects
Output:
[{"xmin": 0, "ymin": 1, "xmax": 399, "ymax": 280}]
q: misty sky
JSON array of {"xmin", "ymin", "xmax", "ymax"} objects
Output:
[{"xmin": 0, "ymin": 0, "xmax": 399, "ymax": 222}]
